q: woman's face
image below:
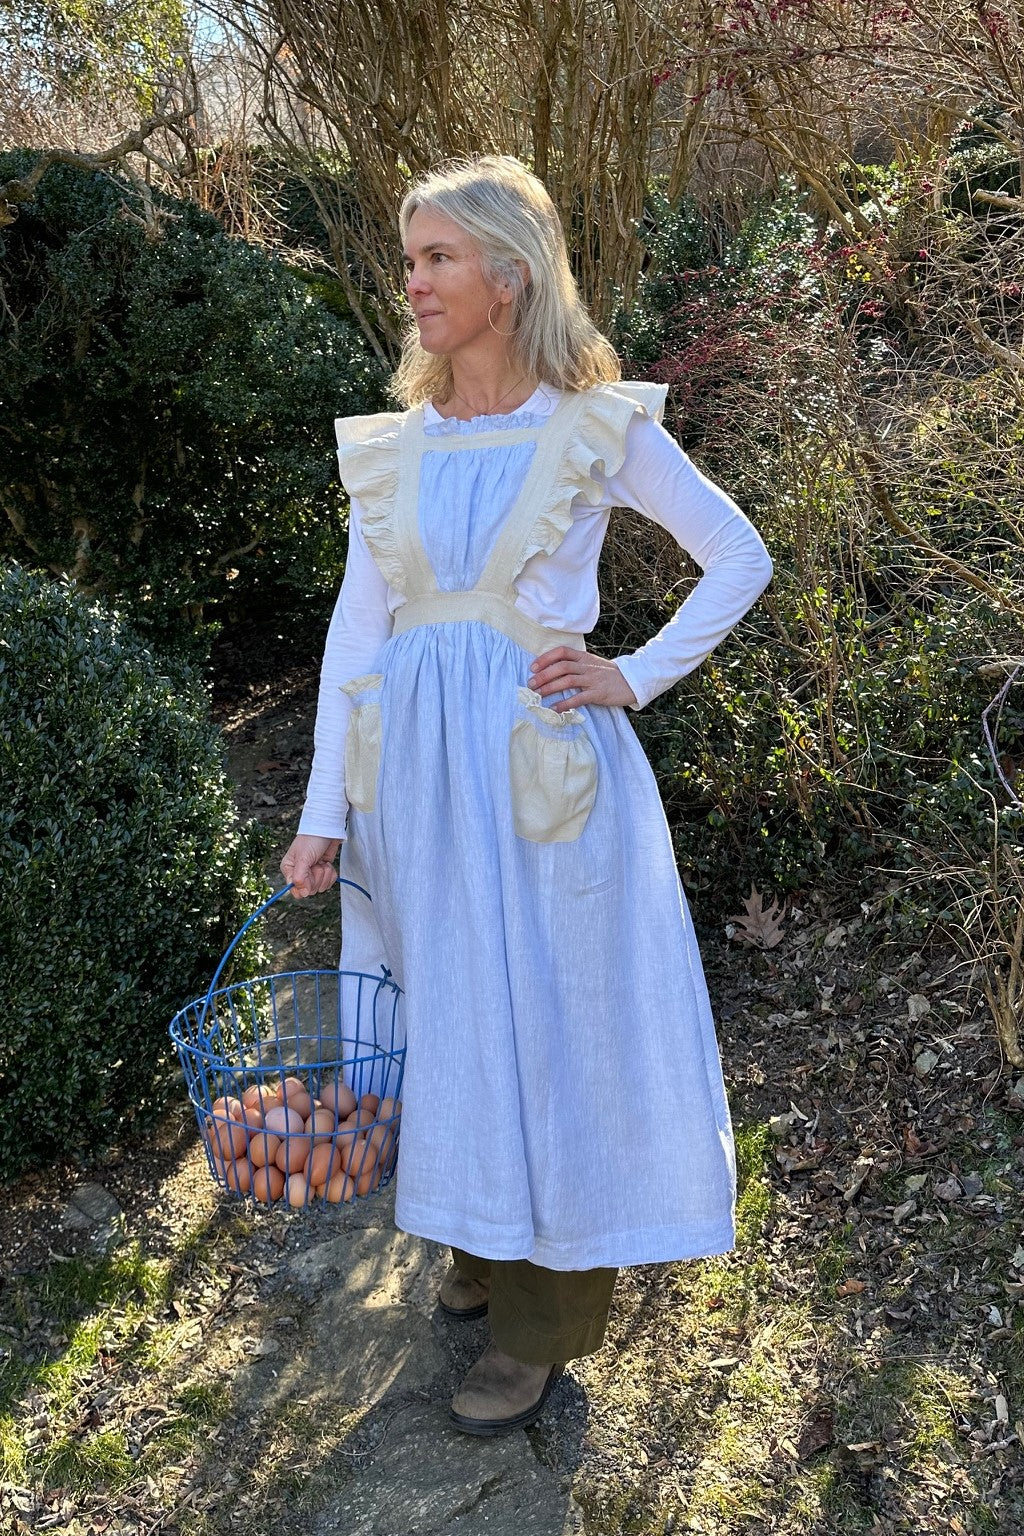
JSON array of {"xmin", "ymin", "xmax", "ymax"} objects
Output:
[{"xmin": 402, "ymin": 204, "xmax": 516, "ymax": 359}]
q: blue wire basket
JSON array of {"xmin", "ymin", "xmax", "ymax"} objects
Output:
[{"xmin": 169, "ymin": 878, "xmax": 404, "ymax": 1210}]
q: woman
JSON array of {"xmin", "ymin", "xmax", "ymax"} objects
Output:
[{"xmin": 281, "ymin": 155, "xmax": 773, "ymax": 1437}]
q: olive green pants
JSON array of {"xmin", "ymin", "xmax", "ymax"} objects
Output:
[{"xmin": 451, "ymin": 1247, "xmax": 618, "ymax": 1365}]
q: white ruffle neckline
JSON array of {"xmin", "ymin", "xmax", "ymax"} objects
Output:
[{"xmin": 422, "ymin": 383, "xmax": 558, "ymax": 435}]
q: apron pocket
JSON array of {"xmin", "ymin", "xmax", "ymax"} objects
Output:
[
  {"xmin": 509, "ymin": 685, "xmax": 598, "ymax": 842},
  {"xmin": 341, "ymin": 672, "xmax": 384, "ymax": 814}
]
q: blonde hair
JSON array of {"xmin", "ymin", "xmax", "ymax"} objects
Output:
[{"xmin": 391, "ymin": 155, "xmax": 620, "ymax": 408}]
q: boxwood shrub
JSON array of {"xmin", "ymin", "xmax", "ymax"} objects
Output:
[
  {"xmin": 0, "ymin": 149, "xmax": 389, "ymax": 648},
  {"xmin": 0, "ymin": 563, "xmax": 269, "ymax": 1180}
]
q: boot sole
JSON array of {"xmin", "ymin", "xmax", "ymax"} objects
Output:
[
  {"xmin": 449, "ymin": 1364, "xmax": 563, "ymax": 1436},
  {"xmin": 437, "ymin": 1296, "xmax": 490, "ymax": 1320}
]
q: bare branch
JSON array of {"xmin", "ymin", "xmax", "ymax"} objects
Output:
[{"xmin": 0, "ymin": 105, "xmax": 197, "ymax": 228}]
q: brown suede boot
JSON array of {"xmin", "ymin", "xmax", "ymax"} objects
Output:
[
  {"xmin": 449, "ymin": 1342, "xmax": 563, "ymax": 1435},
  {"xmin": 437, "ymin": 1264, "xmax": 490, "ymax": 1320}
]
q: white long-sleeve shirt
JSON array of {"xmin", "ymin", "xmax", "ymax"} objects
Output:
[{"xmin": 298, "ymin": 384, "xmax": 773, "ymax": 840}]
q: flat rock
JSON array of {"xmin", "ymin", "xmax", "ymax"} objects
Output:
[
  {"xmin": 288, "ymin": 1223, "xmax": 448, "ymax": 1311},
  {"xmin": 913, "ymin": 1047, "xmax": 940, "ymax": 1077},
  {"xmin": 235, "ymin": 1300, "xmax": 446, "ymax": 1413},
  {"xmin": 312, "ymin": 1400, "xmax": 584, "ymax": 1536},
  {"xmin": 60, "ymin": 1182, "xmax": 123, "ymax": 1252}
]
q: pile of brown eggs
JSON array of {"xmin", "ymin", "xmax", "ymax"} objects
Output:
[{"xmin": 202, "ymin": 1075, "xmax": 401, "ymax": 1206}]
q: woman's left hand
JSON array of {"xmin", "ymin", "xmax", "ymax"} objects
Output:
[{"xmin": 529, "ymin": 647, "xmax": 638, "ymax": 711}]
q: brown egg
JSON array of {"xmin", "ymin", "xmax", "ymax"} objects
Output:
[
  {"xmin": 377, "ymin": 1097, "xmax": 401, "ymax": 1120},
  {"xmin": 252, "ymin": 1165, "xmax": 284, "ymax": 1203},
  {"xmin": 274, "ymin": 1134, "xmax": 312, "ymax": 1175},
  {"xmin": 319, "ymin": 1079, "xmax": 358, "ymax": 1120},
  {"xmin": 248, "ymin": 1130, "xmax": 281, "ymax": 1169},
  {"xmin": 282, "ymin": 1077, "xmax": 313, "ymax": 1121},
  {"xmin": 355, "ymin": 1165, "xmax": 377, "ymax": 1197},
  {"xmin": 211, "ymin": 1095, "xmax": 244, "ymax": 1122},
  {"xmin": 223, "ymin": 1158, "xmax": 252, "ymax": 1194},
  {"xmin": 263, "ymin": 1105, "xmax": 304, "ymax": 1138},
  {"xmin": 242, "ymin": 1083, "xmax": 277, "ymax": 1115},
  {"xmin": 341, "ymin": 1133, "xmax": 372, "ymax": 1178},
  {"xmin": 307, "ymin": 1107, "xmax": 337, "ymax": 1143},
  {"xmin": 359, "ymin": 1092, "xmax": 381, "ymax": 1115},
  {"xmin": 285, "ymin": 1172, "xmax": 313, "ymax": 1208},
  {"xmin": 239, "ymin": 1101, "xmax": 266, "ymax": 1133},
  {"xmin": 307, "ymin": 1143, "xmax": 341, "ymax": 1188},
  {"xmin": 211, "ymin": 1119, "xmax": 248, "ymax": 1161},
  {"xmin": 324, "ymin": 1171, "xmax": 356, "ymax": 1204},
  {"xmin": 367, "ymin": 1122, "xmax": 397, "ymax": 1170}
]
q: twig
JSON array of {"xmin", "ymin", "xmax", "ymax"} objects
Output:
[
  {"xmin": 981, "ymin": 664, "xmax": 1024, "ymax": 806},
  {"xmin": 0, "ymin": 105, "xmax": 196, "ymax": 228}
]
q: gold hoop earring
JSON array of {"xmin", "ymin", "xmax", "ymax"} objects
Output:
[{"xmin": 488, "ymin": 300, "xmax": 520, "ymax": 337}]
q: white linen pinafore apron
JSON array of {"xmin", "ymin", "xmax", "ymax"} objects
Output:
[{"xmin": 334, "ymin": 383, "xmax": 737, "ymax": 1270}]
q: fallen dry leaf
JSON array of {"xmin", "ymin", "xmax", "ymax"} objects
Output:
[
  {"xmin": 836, "ymin": 1278, "xmax": 867, "ymax": 1296},
  {"xmin": 903, "ymin": 1125, "xmax": 930, "ymax": 1156},
  {"xmin": 726, "ymin": 886, "xmax": 786, "ymax": 949},
  {"xmin": 775, "ymin": 1147, "xmax": 822, "ymax": 1174},
  {"xmin": 842, "ymin": 1155, "xmax": 875, "ymax": 1202},
  {"xmin": 797, "ymin": 1408, "xmax": 835, "ymax": 1458}
]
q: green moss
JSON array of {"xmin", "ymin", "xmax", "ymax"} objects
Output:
[
  {"xmin": 729, "ymin": 1361, "xmax": 787, "ymax": 1408},
  {"xmin": 733, "ymin": 1120, "xmax": 776, "ymax": 1248},
  {"xmin": 809, "ymin": 1461, "xmax": 874, "ymax": 1525},
  {"xmin": 904, "ymin": 1373, "xmax": 965, "ymax": 1463},
  {"xmin": 684, "ymin": 1253, "xmax": 774, "ymax": 1330},
  {"xmin": 685, "ymin": 1402, "xmax": 774, "ymax": 1522},
  {"xmin": 576, "ymin": 1483, "xmax": 659, "ymax": 1536},
  {"xmin": 0, "ymin": 1415, "xmax": 27, "ymax": 1485},
  {"xmin": 837, "ymin": 1358, "xmax": 971, "ymax": 1470}
]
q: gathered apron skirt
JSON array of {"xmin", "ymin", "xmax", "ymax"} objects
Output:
[{"xmin": 336, "ymin": 600, "xmax": 737, "ymax": 1272}]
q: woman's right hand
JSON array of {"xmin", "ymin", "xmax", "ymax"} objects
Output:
[{"xmin": 280, "ymin": 834, "xmax": 342, "ymax": 898}]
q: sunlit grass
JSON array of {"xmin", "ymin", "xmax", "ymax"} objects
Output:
[
  {"xmin": 0, "ymin": 1234, "xmax": 228, "ymax": 1495},
  {"xmin": 734, "ymin": 1119, "xmax": 775, "ymax": 1247}
]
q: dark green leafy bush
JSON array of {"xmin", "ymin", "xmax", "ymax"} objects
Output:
[
  {"xmin": 0, "ymin": 150, "xmax": 388, "ymax": 648},
  {"xmin": 0, "ymin": 563, "xmax": 268, "ymax": 1180}
]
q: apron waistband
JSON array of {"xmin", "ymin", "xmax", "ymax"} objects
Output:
[{"xmin": 391, "ymin": 590, "xmax": 588, "ymax": 657}]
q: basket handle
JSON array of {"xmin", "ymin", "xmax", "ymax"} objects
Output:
[{"xmin": 197, "ymin": 875, "xmax": 371, "ymax": 1029}]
